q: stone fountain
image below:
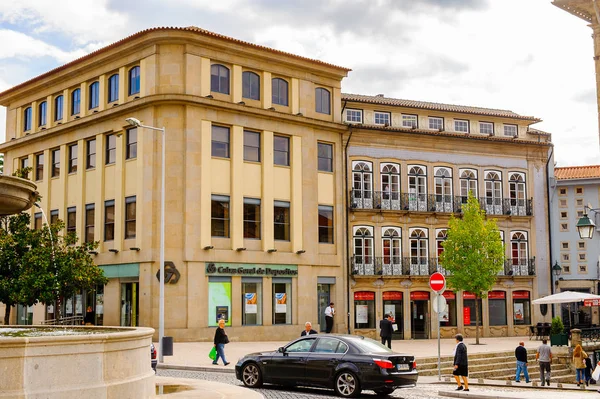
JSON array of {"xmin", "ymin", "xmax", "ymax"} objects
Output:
[{"xmin": 0, "ymin": 175, "xmax": 37, "ymax": 216}]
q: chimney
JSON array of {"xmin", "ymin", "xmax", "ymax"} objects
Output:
[{"xmin": 376, "ymin": 94, "xmax": 384, "ymax": 98}]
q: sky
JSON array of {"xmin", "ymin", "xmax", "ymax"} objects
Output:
[{"xmin": 0, "ymin": 0, "xmax": 597, "ymax": 167}]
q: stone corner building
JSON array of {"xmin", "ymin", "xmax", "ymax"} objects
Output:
[{"xmin": 0, "ymin": 27, "xmax": 553, "ymax": 341}]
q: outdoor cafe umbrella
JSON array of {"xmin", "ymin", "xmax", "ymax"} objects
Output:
[{"xmin": 532, "ymin": 291, "xmax": 600, "ymax": 327}]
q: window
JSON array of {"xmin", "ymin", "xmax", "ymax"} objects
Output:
[
  {"xmin": 86, "ymin": 139, "xmax": 96, "ymax": 169},
  {"xmin": 23, "ymin": 107, "xmax": 32, "ymax": 131},
  {"xmin": 579, "ymin": 253, "xmax": 587, "ymax": 261},
  {"xmin": 51, "ymin": 148, "xmax": 60, "ymax": 177},
  {"xmin": 409, "ymin": 228, "xmax": 428, "ymax": 273},
  {"xmin": 382, "ymin": 228, "xmax": 401, "ymax": 273},
  {"xmin": 484, "ymin": 171, "xmax": 502, "ymax": 214},
  {"xmin": 104, "ymin": 200, "xmax": 115, "ymax": 241},
  {"xmin": 208, "ymin": 277, "xmax": 231, "ymax": 326},
  {"xmin": 315, "ymin": 88, "xmax": 330, "ymax": 114},
  {"xmin": 454, "ymin": 119, "xmax": 469, "ymax": 133},
  {"xmin": 274, "ymin": 201, "xmax": 290, "ymax": 241},
  {"xmin": 128, "ymin": 66, "xmax": 140, "ymax": 96},
  {"xmin": 503, "ymin": 124, "xmax": 517, "ymax": 137},
  {"xmin": 560, "ymin": 211, "xmax": 568, "ymax": 219},
  {"xmin": 54, "ymin": 95, "xmax": 63, "ymax": 121},
  {"xmin": 318, "ymin": 142, "xmax": 333, "ymax": 172},
  {"xmin": 488, "ymin": 291, "xmax": 507, "ymax": 326},
  {"xmin": 402, "ymin": 114, "xmax": 418, "ymax": 128},
  {"xmin": 50, "ymin": 210, "xmax": 59, "ymax": 225},
  {"xmin": 71, "ymin": 89, "xmax": 81, "ymax": 115},
  {"xmin": 578, "ymin": 241, "xmax": 586, "ymax": 250},
  {"xmin": 579, "ymin": 264, "xmax": 588, "ymax": 273},
  {"xmin": 380, "ymin": 163, "xmax": 400, "ymax": 210},
  {"xmin": 211, "ymin": 125, "xmax": 230, "ymax": 158},
  {"xmin": 314, "ymin": 337, "xmax": 348, "ymax": 353},
  {"xmin": 68, "ymin": 143, "xmax": 78, "ymax": 174},
  {"xmin": 562, "ymin": 264, "xmax": 571, "ymax": 273},
  {"xmin": 510, "ymin": 231, "xmax": 528, "ymax": 270},
  {"xmin": 126, "ymin": 128, "xmax": 137, "ymax": 159},
  {"xmin": 125, "ymin": 196, "xmax": 136, "ymax": 239},
  {"xmin": 479, "ymin": 121, "xmax": 493, "ymax": 135},
  {"xmin": 512, "ymin": 291, "xmax": 531, "ymax": 325},
  {"xmin": 38, "ymin": 101, "xmax": 47, "ymax": 127},
  {"xmin": 211, "ymin": 195, "xmax": 230, "ymax": 237},
  {"xmin": 35, "ymin": 153, "xmax": 44, "ymax": 180},
  {"xmin": 318, "ymin": 205, "xmax": 334, "ymax": 243},
  {"xmin": 559, "ymin": 199, "xmax": 567, "ymax": 208},
  {"xmin": 273, "ymin": 135, "xmax": 289, "ymax": 166},
  {"xmin": 286, "ymin": 337, "xmax": 316, "ymax": 352},
  {"xmin": 242, "ymin": 71, "xmax": 260, "ymax": 100},
  {"xmin": 67, "ymin": 207, "xmax": 76, "ymax": 234},
  {"xmin": 105, "ymin": 134, "xmax": 116, "ymax": 165},
  {"xmin": 408, "ymin": 166, "xmax": 427, "ymax": 211},
  {"xmin": 108, "ymin": 74, "xmax": 119, "ymax": 103},
  {"xmin": 243, "ymin": 198, "xmax": 261, "ymax": 239},
  {"xmin": 272, "ymin": 78, "xmax": 288, "ymax": 106},
  {"xmin": 559, "ymin": 188, "xmax": 567, "ymax": 196},
  {"xmin": 560, "ymin": 223, "xmax": 568, "ymax": 232},
  {"xmin": 463, "ymin": 292, "xmax": 482, "ymax": 326},
  {"xmin": 576, "ymin": 198, "xmax": 584, "ymax": 206},
  {"xmin": 508, "ymin": 172, "xmax": 526, "ymax": 215},
  {"xmin": 354, "ymin": 291, "xmax": 375, "ymax": 329},
  {"xmin": 353, "ymin": 226, "xmax": 374, "ymax": 273},
  {"xmin": 89, "ymin": 81, "xmax": 99, "ymax": 110},
  {"xmin": 429, "ymin": 116, "xmax": 444, "ymax": 130},
  {"xmin": 440, "ymin": 291, "xmax": 457, "ymax": 327},
  {"xmin": 435, "ymin": 167, "xmax": 453, "ymax": 209},
  {"xmin": 352, "ymin": 161, "xmax": 373, "ymax": 209},
  {"xmin": 242, "ymin": 280, "xmax": 262, "ymax": 325},
  {"xmin": 34, "ymin": 213, "xmax": 42, "ymax": 230},
  {"xmin": 374, "ymin": 111, "xmax": 390, "ymax": 126},
  {"xmin": 345, "ymin": 109, "xmax": 362, "ymax": 123},
  {"xmin": 243, "ymin": 130, "xmax": 260, "ymax": 162},
  {"xmin": 273, "ymin": 280, "xmax": 292, "ymax": 324},
  {"xmin": 382, "ymin": 291, "xmax": 404, "ymax": 337},
  {"xmin": 20, "ymin": 157, "xmax": 29, "ymax": 178},
  {"xmin": 562, "ymin": 253, "xmax": 570, "ymax": 262},
  {"xmin": 561, "ymin": 242, "xmax": 570, "ymax": 250},
  {"xmin": 210, "ymin": 64, "xmax": 230, "ymax": 94},
  {"xmin": 85, "ymin": 204, "xmax": 95, "ymax": 243},
  {"xmin": 577, "ymin": 210, "xmax": 584, "ymax": 217},
  {"xmin": 576, "ymin": 187, "xmax": 584, "ymax": 195}
]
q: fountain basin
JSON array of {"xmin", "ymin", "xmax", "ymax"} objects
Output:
[
  {"xmin": 0, "ymin": 175, "xmax": 37, "ymax": 216},
  {"xmin": 0, "ymin": 325, "xmax": 155, "ymax": 399}
]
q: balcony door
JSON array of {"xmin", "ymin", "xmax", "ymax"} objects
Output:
[
  {"xmin": 352, "ymin": 161, "xmax": 373, "ymax": 209},
  {"xmin": 510, "ymin": 231, "xmax": 528, "ymax": 276},
  {"xmin": 434, "ymin": 167, "xmax": 453, "ymax": 212},
  {"xmin": 459, "ymin": 169, "xmax": 477, "ymax": 204},
  {"xmin": 408, "ymin": 166, "xmax": 427, "ymax": 211},
  {"xmin": 410, "ymin": 228, "xmax": 428, "ymax": 275},
  {"xmin": 484, "ymin": 171, "xmax": 502, "ymax": 215},
  {"xmin": 380, "ymin": 163, "xmax": 400, "ymax": 210},
  {"xmin": 382, "ymin": 227, "xmax": 401, "ymax": 275},
  {"xmin": 509, "ymin": 172, "xmax": 526, "ymax": 216},
  {"xmin": 353, "ymin": 226, "xmax": 374, "ymax": 275}
]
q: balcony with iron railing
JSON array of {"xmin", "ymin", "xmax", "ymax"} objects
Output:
[
  {"xmin": 350, "ymin": 256, "xmax": 535, "ymax": 277},
  {"xmin": 349, "ymin": 190, "xmax": 533, "ymax": 217}
]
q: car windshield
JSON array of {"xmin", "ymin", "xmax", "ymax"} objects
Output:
[{"xmin": 350, "ymin": 337, "xmax": 393, "ymax": 353}]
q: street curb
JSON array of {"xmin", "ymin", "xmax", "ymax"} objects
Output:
[
  {"xmin": 439, "ymin": 391, "xmax": 521, "ymax": 399},
  {"xmin": 158, "ymin": 363, "xmax": 236, "ymax": 374}
]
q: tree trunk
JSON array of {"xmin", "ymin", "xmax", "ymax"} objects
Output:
[
  {"xmin": 4, "ymin": 305, "xmax": 10, "ymax": 325},
  {"xmin": 55, "ymin": 297, "xmax": 62, "ymax": 322},
  {"xmin": 475, "ymin": 295, "xmax": 480, "ymax": 345}
]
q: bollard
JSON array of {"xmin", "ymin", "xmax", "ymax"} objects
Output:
[{"xmin": 162, "ymin": 336, "xmax": 174, "ymax": 356}]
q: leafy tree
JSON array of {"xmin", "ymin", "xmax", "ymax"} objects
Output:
[
  {"xmin": 440, "ymin": 192, "xmax": 504, "ymax": 344},
  {"xmin": 0, "ymin": 153, "xmax": 4, "ymax": 174}
]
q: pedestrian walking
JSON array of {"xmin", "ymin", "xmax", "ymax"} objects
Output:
[
  {"xmin": 324, "ymin": 302, "xmax": 335, "ymax": 333},
  {"xmin": 572, "ymin": 344, "xmax": 588, "ymax": 386},
  {"xmin": 514, "ymin": 341, "xmax": 530, "ymax": 383},
  {"xmin": 301, "ymin": 321, "xmax": 318, "ymax": 336},
  {"xmin": 452, "ymin": 334, "xmax": 469, "ymax": 391},
  {"xmin": 213, "ymin": 319, "xmax": 230, "ymax": 366},
  {"xmin": 379, "ymin": 314, "xmax": 394, "ymax": 349},
  {"xmin": 584, "ymin": 356, "xmax": 593, "ymax": 386},
  {"xmin": 536, "ymin": 338, "xmax": 552, "ymax": 386}
]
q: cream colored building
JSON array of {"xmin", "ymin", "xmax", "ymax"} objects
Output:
[{"xmin": 0, "ymin": 27, "xmax": 350, "ymax": 341}]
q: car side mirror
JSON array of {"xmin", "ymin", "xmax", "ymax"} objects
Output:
[{"xmin": 278, "ymin": 347, "xmax": 285, "ymax": 353}]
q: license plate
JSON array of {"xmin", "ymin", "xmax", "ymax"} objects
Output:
[{"xmin": 396, "ymin": 364, "xmax": 409, "ymax": 370}]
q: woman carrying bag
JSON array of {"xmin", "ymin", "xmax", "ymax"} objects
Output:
[
  {"xmin": 213, "ymin": 319, "xmax": 230, "ymax": 366},
  {"xmin": 572, "ymin": 344, "xmax": 588, "ymax": 386}
]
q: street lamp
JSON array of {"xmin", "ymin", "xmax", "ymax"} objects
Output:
[
  {"xmin": 576, "ymin": 213, "xmax": 596, "ymax": 239},
  {"xmin": 125, "ymin": 117, "xmax": 166, "ymax": 363},
  {"xmin": 552, "ymin": 261, "xmax": 562, "ymax": 286}
]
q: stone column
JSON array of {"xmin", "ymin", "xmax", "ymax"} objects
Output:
[{"xmin": 571, "ymin": 328, "xmax": 581, "ymax": 348}]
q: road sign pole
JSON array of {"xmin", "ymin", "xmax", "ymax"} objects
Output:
[
  {"xmin": 437, "ymin": 294, "xmax": 441, "ymax": 381},
  {"xmin": 429, "ymin": 272, "xmax": 446, "ymax": 382}
]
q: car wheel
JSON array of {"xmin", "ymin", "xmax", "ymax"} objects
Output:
[
  {"xmin": 241, "ymin": 362, "xmax": 263, "ymax": 388},
  {"xmin": 334, "ymin": 371, "xmax": 361, "ymax": 398},
  {"xmin": 374, "ymin": 388, "xmax": 395, "ymax": 396}
]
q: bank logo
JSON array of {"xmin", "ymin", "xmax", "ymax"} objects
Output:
[
  {"xmin": 155, "ymin": 261, "xmax": 181, "ymax": 284},
  {"xmin": 206, "ymin": 263, "xmax": 217, "ymax": 273}
]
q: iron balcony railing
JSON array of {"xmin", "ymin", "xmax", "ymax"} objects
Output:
[
  {"xmin": 349, "ymin": 190, "xmax": 533, "ymax": 216},
  {"xmin": 351, "ymin": 256, "xmax": 535, "ymax": 277}
]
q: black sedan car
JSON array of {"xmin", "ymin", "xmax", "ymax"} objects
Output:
[{"xmin": 235, "ymin": 334, "xmax": 417, "ymax": 397}]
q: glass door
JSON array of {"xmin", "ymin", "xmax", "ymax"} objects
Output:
[
  {"xmin": 317, "ymin": 284, "xmax": 331, "ymax": 332},
  {"xmin": 121, "ymin": 282, "xmax": 139, "ymax": 327}
]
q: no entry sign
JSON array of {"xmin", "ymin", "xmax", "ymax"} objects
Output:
[{"xmin": 429, "ymin": 272, "xmax": 446, "ymax": 293}]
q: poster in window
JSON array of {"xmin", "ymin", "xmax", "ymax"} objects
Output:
[
  {"xmin": 356, "ymin": 304, "xmax": 368, "ymax": 323},
  {"xmin": 439, "ymin": 308, "xmax": 449, "ymax": 323},
  {"xmin": 216, "ymin": 306, "xmax": 229, "ymax": 323},
  {"xmin": 245, "ymin": 293, "xmax": 257, "ymax": 314},
  {"xmin": 76, "ymin": 294, "xmax": 83, "ymax": 315},
  {"xmin": 514, "ymin": 303, "xmax": 524, "ymax": 321},
  {"xmin": 275, "ymin": 293, "xmax": 287, "ymax": 313},
  {"xmin": 384, "ymin": 304, "xmax": 396, "ymax": 323},
  {"xmin": 66, "ymin": 299, "xmax": 73, "ymax": 314},
  {"xmin": 96, "ymin": 294, "xmax": 104, "ymax": 315}
]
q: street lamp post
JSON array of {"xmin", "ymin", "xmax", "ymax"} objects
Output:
[{"xmin": 125, "ymin": 117, "xmax": 166, "ymax": 363}]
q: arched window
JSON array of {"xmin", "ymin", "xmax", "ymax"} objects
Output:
[
  {"xmin": 484, "ymin": 171, "xmax": 502, "ymax": 215},
  {"xmin": 408, "ymin": 165, "xmax": 427, "ymax": 211},
  {"xmin": 409, "ymin": 228, "xmax": 429, "ymax": 275},
  {"xmin": 108, "ymin": 74, "xmax": 119, "ymax": 103},
  {"xmin": 89, "ymin": 81, "xmax": 99, "ymax": 109},
  {"xmin": 509, "ymin": 172, "xmax": 526, "ymax": 216},
  {"xmin": 382, "ymin": 227, "xmax": 401, "ymax": 275},
  {"xmin": 510, "ymin": 231, "xmax": 528, "ymax": 275},
  {"xmin": 128, "ymin": 66, "xmax": 140, "ymax": 96},
  {"xmin": 380, "ymin": 163, "xmax": 400, "ymax": 210},
  {"xmin": 71, "ymin": 88, "xmax": 81, "ymax": 115},
  {"xmin": 315, "ymin": 87, "xmax": 330, "ymax": 114},
  {"xmin": 460, "ymin": 169, "xmax": 477, "ymax": 202},
  {"xmin": 242, "ymin": 71, "xmax": 260, "ymax": 100},
  {"xmin": 436, "ymin": 228, "xmax": 448, "ymax": 274},
  {"xmin": 211, "ymin": 64, "xmax": 230, "ymax": 95},
  {"xmin": 434, "ymin": 167, "xmax": 453, "ymax": 212},
  {"xmin": 38, "ymin": 101, "xmax": 47, "ymax": 127},
  {"xmin": 54, "ymin": 95, "xmax": 63, "ymax": 122},
  {"xmin": 272, "ymin": 78, "xmax": 288, "ymax": 106},
  {"xmin": 352, "ymin": 161, "xmax": 373, "ymax": 209},
  {"xmin": 353, "ymin": 226, "xmax": 374, "ymax": 275},
  {"xmin": 23, "ymin": 107, "xmax": 32, "ymax": 131}
]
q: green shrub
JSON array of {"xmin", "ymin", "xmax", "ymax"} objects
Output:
[{"xmin": 550, "ymin": 316, "xmax": 564, "ymax": 335}]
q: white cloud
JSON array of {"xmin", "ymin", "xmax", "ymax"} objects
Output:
[{"xmin": 0, "ymin": 29, "xmax": 86, "ymax": 62}]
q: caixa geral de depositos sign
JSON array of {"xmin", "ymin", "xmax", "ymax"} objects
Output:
[{"xmin": 205, "ymin": 263, "xmax": 298, "ymax": 277}]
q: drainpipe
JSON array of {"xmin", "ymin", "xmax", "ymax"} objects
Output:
[
  {"xmin": 342, "ymin": 100, "xmax": 353, "ymax": 334},
  {"xmin": 546, "ymin": 146, "xmax": 555, "ymax": 317}
]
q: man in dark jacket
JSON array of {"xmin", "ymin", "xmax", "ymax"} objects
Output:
[
  {"xmin": 301, "ymin": 322, "xmax": 318, "ymax": 336},
  {"xmin": 379, "ymin": 314, "xmax": 394, "ymax": 349},
  {"xmin": 453, "ymin": 334, "xmax": 469, "ymax": 391},
  {"xmin": 515, "ymin": 341, "xmax": 530, "ymax": 383}
]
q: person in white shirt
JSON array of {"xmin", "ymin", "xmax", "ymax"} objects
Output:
[{"xmin": 324, "ymin": 302, "xmax": 335, "ymax": 333}]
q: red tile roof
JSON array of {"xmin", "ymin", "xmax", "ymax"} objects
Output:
[
  {"xmin": 0, "ymin": 26, "xmax": 351, "ymax": 99},
  {"xmin": 342, "ymin": 93, "xmax": 541, "ymax": 122},
  {"xmin": 555, "ymin": 165, "xmax": 600, "ymax": 180}
]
